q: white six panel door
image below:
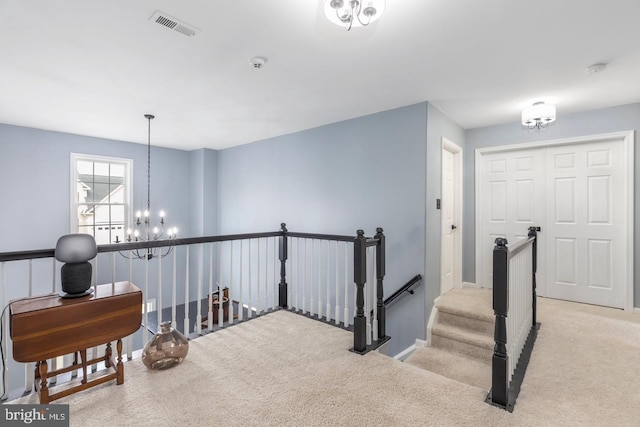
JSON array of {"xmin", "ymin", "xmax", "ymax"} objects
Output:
[
  {"xmin": 479, "ymin": 149, "xmax": 545, "ymax": 289},
  {"xmin": 545, "ymin": 139, "xmax": 627, "ymax": 308},
  {"xmin": 477, "ymin": 135, "xmax": 630, "ymax": 309}
]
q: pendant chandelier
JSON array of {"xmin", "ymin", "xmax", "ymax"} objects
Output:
[
  {"xmin": 521, "ymin": 102, "xmax": 556, "ymax": 131},
  {"xmin": 324, "ymin": 0, "xmax": 386, "ymax": 31},
  {"xmin": 119, "ymin": 114, "xmax": 177, "ymax": 259}
]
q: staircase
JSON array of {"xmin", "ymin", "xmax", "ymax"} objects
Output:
[{"xmin": 404, "ymin": 287, "xmax": 494, "ymax": 390}]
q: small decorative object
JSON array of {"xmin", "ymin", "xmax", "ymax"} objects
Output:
[
  {"xmin": 54, "ymin": 233, "xmax": 98, "ymax": 298},
  {"xmin": 142, "ymin": 321, "xmax": 189, "ymax": 370}
]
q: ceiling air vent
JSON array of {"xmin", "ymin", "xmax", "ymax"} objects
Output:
[{"xmin": 149, "ymin": 10, "xmax": 199, "ymax": 37}]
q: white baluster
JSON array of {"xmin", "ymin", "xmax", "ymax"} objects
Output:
[
  {"xmin": 344, "ymin": 242, "xmax": 349, "ymax": 327},
  {"xmin": 208, "ymin": 243, "xmax": 214, "ymax": 331},
  {"xmin": 318, "ymin": 240, "xmax": 323, "ymax": 318},
  {"xmin": 256, "ymin": 239, "xmax": 261, "ymax": 315},
  {"xmin": 143, "ymin": 253, "xmax": 149, "ymax": 344},
  {"xmin": 310, "ymin": 240, "xmax": 315, "ymax": 317},
  {"xmin": 326, "ymin": 239, "xmax": 331, "ymax": 322},
  {"xmin": 28, "ymin": 259, "xmax": 33, "ymax": 297},
  {"xmin": 303, "ymin": 239, "xmax": 307, "ymax": 314},
  {"xmin": 335, "ymin": 241, "xmax": 340, "ymax": 325},
  {"xmin": 294, "ymin": 237, "xmax": 301, "ymax": 311},
  {"xmin": 238, "ymin": 240, "xmax": 244, "ymax": 321},
  {"xmin": 172, "ymin": 248, "xmax": 177, "ymax": 330},
  {"xmin": 271, "ymin": 237, "xmax": 278, "ymax": 308},
  {"xmin": 248, "ymin": 239, "xmax": 253, "ymax": 319},
  {"xmin": 262, "ymin": 238, "xmax": 266, "ymax": 311},
  {"xmin": 111, "ymin": 252, "xmax": 116, "ymax": 288},
  {"xmin": 51, "ymin": 258, "xmax": 56, "ymax": 293},
  {"xmin": 158, "ymin": 250, "xmax": 163, "ymax": 325},
  {"xmin": 196, "ymin": 244, "xmax": 203, "ymax": 335},
  {"xmin": 184, "ymin": 246, "xmax": 190, "ymax": 337},
  {"xmin": 229, "ymin": 240, "xmax": 234, "ymax": 325},
  {"xmin": 372, "ymin": 247, "xmax": 378, "ymax": 342}
]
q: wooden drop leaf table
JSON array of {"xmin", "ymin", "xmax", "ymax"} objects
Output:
[{"xmin": 10, "ymin": 281, "xmax": 142, "ymax": 403}]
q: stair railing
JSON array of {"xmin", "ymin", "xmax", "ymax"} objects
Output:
[
  {"xmin": 487, "ymin": 227, "xmax": 540, "ymax": 411},
  {"xmin": 0, "ymin": 223, "xmax": 387, "ymax": 401}
]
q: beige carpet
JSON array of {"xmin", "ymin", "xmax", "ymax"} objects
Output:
[{"xmin": 9, "ymin": 298, "xmax": 640, "ymax": 426}]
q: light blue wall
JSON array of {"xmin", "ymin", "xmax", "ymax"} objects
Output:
[
  {"xmin": 464, "ymin": 102, "xmax": 640, "ymax": 307},
  {"xmin": 218, "ymin": 103, "xmax": 429, "ymax": 354},
  {"xmin": 0, "ymin": 122, "xmax": 194, "ymax": 301},
  {"xmin": 189, "ymin": 148, "xmax": 219, "ymax": 236},
  {"xmin": 0, "ymin": 123, "xmax": 193, "ymax": 251}
]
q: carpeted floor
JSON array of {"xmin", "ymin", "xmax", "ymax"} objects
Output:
[{"xmin": 9, "ymin": 297, "xmax": 640, "ymax": 426}]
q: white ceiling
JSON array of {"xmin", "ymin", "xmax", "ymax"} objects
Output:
[{"xmin": 1, "ymin": 0, "xmax": 640, "ymax": 151}]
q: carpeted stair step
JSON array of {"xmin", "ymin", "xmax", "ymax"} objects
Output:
[
  {"xmin": 431, "ymin": 322, "xmax": 494, "ymax": 363},
  {"xmin": 404, "ymin": 347, "xmax": 491, "ymax": 390},
  {"xmin": 436, "ymin": 310, "xmax": 494, "ymax": 336}
]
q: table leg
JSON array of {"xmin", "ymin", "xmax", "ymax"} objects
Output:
[
  {"xmin": 38, "ymin": 360, "xmax": 50, "ymax": 404},
  {"xmin": 116, "ymin": 338, "xmax": 124, "ymax": 385},
  {"xmin": 105, "ymin": 342, "xmax": 112, "ymax": 368},
  {"xmin": 80, "ymin": 349, "xmax": 88, "ymax": 384},
  {"xmin": 116, "ymin": 339, "xmax": 124, "ymax": 384}
]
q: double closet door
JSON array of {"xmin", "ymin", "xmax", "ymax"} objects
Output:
[{"xmin": 477, "ymin": 135, "xmax": 631, "ymax": 309}]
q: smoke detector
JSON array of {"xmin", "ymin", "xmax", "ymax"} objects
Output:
[
  {"xmin": 149, "ymin": 10, "xmax": 200, "ymax": 37},
  {"xmin": 250, "ymin": 57, "xmax": 267, "ymax": 69},
  {"xmin": 586, "ymin": 63, "xmax": 607, "ymax": 74}
]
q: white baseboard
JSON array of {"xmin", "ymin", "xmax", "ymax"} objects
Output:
[
  {"xmin": 634, "ymin": 307, "xmax": 640, "ymax": 315},
  {"xmin": 393, "ymin": 344, "xmax": 416, "ymax": 361},
  {"xmin": 393, "ymin": 338, "xmax": 428, "ymax": 361},
  {"xmin": 426, "ymin": 299, "xmax": 439, "ymax": 346},
  {"xmin": 461, "ymin": 282, "xmax": 477, "ymax": 288}
]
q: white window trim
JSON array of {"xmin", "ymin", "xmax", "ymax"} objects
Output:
[{"xmin": 70, "ymin": 153, "xmax": 133, "ymax": 241}]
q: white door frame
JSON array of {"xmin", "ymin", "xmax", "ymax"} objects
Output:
[
  {"xmin": 475, "ymin": 131, "xmax": 634, "ymax": 311},
  {"xmin": 441, "ymin": 137, "xmax": 463, "ymax": 294}
]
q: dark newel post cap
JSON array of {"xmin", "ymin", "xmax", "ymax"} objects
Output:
[
  {"xmin": 357, "ymin": 229, "xmax": 365, "ymax": 237},
  {"xmin": 280, "ymin": 223, "xmax": 287, "ymax": 232},
  {"xmin": 494, "ymin": 237, "xmax": 508, "ymax": 248},
  {"xmin": 376, "ymin": 227, "xmax": 384, "ymax": 234}
]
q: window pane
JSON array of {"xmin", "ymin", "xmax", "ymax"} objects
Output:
[
  {"xmin": 111, "ymin": 205, "xmax": 125, "ymax": 224},
  {"xmin": 94, "ymin": 162, "xmax": 109, "ymax": 176},
  {"xmin": 94, "ymin": 203, "xmax": 111, "ymax": 225},
  {"xmin": 93, "ymin": 226, "xmax": 111, "ymax": 245},
  {"xmin": 77, "ymin": 160, "xmax": 94, "ymax": 175},
  {"xmin": 93, "ymin": 183, "xmax": 109, "ymax": 203},
  {"xmin": 72, "ymin": 155, "xmax": 131, "ymax": 245},
  {"xmin": 111, "ymin": 163, "xmax": 125, "ymax": 178},
  {"xmin": 78, "ymin": 226, "xmax": 94, "ymax": 237},
  {"xmin": 77, "ymin": 204, "xmax": 95, "ymax": 227},
  {"xmin": 76, "ymin": 181, "xmax": 91, "ymax": 203},
  {"xmin": 110, "ymin": 184, "xmax": 124, "ymax": 203}
]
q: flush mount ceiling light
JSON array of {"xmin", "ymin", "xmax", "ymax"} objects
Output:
[
  {"xmin": 521, "ymin": 102, "xmax": 556, "ymax": 131},
  {"xmin": 324, "ymin": 0, "xmax": 386, "ymax": 31}
]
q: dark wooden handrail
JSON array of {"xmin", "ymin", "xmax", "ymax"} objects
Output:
[
  {"xmin": 369, "ymin": 274, "xmax": 422, "ymax": 318},
  {"xmin": 0, "ymin": 229, "xmax": 365, "ymax": 263}
]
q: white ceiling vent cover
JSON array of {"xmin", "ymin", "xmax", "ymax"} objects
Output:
[{"xmin": 149, "ymin": 10, "xmax": 200, "ymax": 37}]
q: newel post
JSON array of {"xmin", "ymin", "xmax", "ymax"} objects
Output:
[
  {"xmin": 353, "ymin": 229, "xmax": 367, "ymax": 353},
  {"xmin": 278, "ymin": 223, "xmax": 288, "ymax": 308},
  {"xmin": 528, "ymin": 227, "xmax": 538, "ymax": 326},
  {"xmin": 374, "ymin": 227, "xmax": 386, "ymax": 340},
  {"xmin": 491, "ymin": 237, "xmax": 509, "ymax": 408}
]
